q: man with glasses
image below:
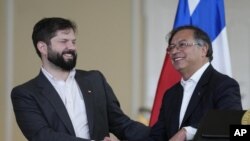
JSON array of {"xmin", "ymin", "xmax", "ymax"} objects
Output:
[{"xmin": 147, "ymin": 25, "xmax": 242, "ymax": 141}]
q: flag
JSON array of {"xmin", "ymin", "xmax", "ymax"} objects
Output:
[{"xmin": 149, "ymin": 0, "xmax": 232, "ymax": 126}]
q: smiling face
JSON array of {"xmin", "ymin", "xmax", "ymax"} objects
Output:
[
  {"xmin": 168, "ymin": 29, "xmax": 208, "ymax": 77},
  {"xmin": 48, "ymin": 29, "xmax": 77, "ymax": 71},
  {"xmin": 39, "ymin": 28, "xmax": 77, "ymax": 71}
]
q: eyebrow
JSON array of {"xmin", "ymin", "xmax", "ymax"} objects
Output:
[{"xmin": 170, "ymin": 39, "xmax": 188, "ymax": 44}]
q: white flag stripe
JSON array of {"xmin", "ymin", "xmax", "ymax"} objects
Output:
[
  {"xmin": 211, "ymin": 27, "xmax": 232, "ymax": 76},
  {"xmin": 188, "ymin": 0, "xmax": 200, "ymax": 15}
]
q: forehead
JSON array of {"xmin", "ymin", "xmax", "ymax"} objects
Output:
[
  {"xmin": 54, "ymin": 29, "xmax": 75, "ymax": 37},
  {"xmin": 171, "ymin": 29, "xmax": 194, "ymax": 42}
]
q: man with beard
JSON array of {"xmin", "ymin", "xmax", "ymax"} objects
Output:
[{"xmin": 11, "ymin": 17, "xmax": 149, "ymax": 141}]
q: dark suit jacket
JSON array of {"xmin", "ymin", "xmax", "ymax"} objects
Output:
[
  {"xmin": 148, "ymin": 65, "xmax": 242, "ymax": 141},
  {"xmin": 11, "ymin": 70, "xmax": 149, "ymax": 141}
]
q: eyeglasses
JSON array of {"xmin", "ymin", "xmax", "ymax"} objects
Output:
[{"xmin": 166, "ymin": 41, "xmax": 200, "ymax": 54}]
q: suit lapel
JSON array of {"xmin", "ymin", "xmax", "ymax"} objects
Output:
[
  {"xmin": 171, "ymin": 84, "xmax": 184, "ymax": 132},
  {"xmin": 181, "ymin": 65, "xmax": 213, "ymax": 126},
  {"xmin": 75, "ymin": 71, "xmax": 95, "ymax": 138},
  {"xmin": 37, "ymin": 71, "xmax": 76, "ymax": 135}
]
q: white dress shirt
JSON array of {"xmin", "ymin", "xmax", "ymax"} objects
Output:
[
  {"xmin": 42, "ymin": 67, "xmax": 90, "ymax": 139},
  {"xmin": 179, "ymin": 62, "xmax": 209, "ymax": 140}
]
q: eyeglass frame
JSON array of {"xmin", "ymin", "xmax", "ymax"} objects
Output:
[{"xmin": 166, "ymin": 40, "xmax": 203, "ymax": 54}]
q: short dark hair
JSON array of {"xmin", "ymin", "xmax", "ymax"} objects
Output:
[
  {"xmin": 32, "ymin": 17, "xmax": 77, "ymax": 58},
  {"xmin": 167, "ymin": 25, "xmax": 213, "ymax": 62}
]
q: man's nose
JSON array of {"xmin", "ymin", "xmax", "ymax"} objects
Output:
[{"xmin": 67, "ymin": 42, "xmax": 76, "ymax": 50}]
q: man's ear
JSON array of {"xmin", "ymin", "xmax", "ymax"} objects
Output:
[
  {"xmin": 201, "ymin": 43, "xmax": 209, "ymax": 57},
  {"xmin": 37, "ymin": 41, "xmax": 47, "ymax": 55}
]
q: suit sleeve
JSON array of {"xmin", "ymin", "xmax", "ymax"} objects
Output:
[
  {"xmin": 11, "ymin": 87, "xmax": 89, "ymax": 141},
  {"xmin": 96, "ymin": 71, "xmax": 150, "ymax": 141},
  {"xmin": 147, "ymin": 93, "xmax": 169, "ymax": 141}
]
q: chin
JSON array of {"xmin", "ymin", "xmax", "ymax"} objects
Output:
[{"xmin": 174, "ymin": 64, "xmax": 186, "ymax": 72}]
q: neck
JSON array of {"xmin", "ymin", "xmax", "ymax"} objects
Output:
[
  {"xmin": 42, "ymin": 63, "xmax": 70, "ymax": 81},
  {"xmin": 180, "ymin": 61, "xmax": 209, "ymax": 80},
  {"xmin": 181, "ymin": 71, "xmax": 194, "ymax": 81}
]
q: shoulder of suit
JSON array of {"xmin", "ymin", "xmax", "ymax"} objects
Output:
[
  {"xmin": 75, "ymin": 69, "xmax": 106, "ymax": 79},
  {"xmin": 205, "ymin": 66, "xmax": 239, "ymax": 86},
  {"xmin": 11, "ymin": 76, "xmax": 38, "ymax": 93},
  {"xmin": 75, "ymin": 69, "xmax": 102, "ymax": 75}
]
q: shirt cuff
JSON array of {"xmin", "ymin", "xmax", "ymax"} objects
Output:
[{"xmin": 183, "ymin": 126, "xmax": 197, "ymax": 140}]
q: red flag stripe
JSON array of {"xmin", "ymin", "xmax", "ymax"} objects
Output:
[{"xmin": 149, "ymin": 54, "xmax": 180, "ymax": 126}]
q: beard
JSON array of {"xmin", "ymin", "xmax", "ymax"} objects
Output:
[{"xmin": 47, "ymin": 47, "xmax": 77, "ymax": 71}]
